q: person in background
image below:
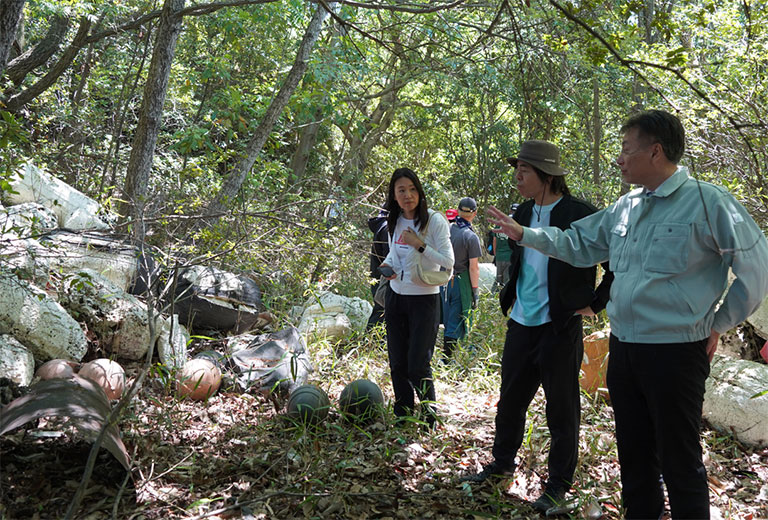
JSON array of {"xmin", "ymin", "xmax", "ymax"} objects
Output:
[
  {"xmin": 441, "ymin": 197, "xmax": 482, "ymax": 360},
  {"xmin": 366, "ymin": 206, "xmax": 389, "ymax": 329},
  {"xmin": 491, "ymin": 203, "xmax": 519, "ymax": 290},
  {"xmin": 446, "ymin": 208, "xmax": 458, "ymax": 223},
  {"xmin": 462, "ymin": 140, "xmax": 613, "ymax": 514},
  {"xmin": 379, "ymin": 167, "xmax": 454, "ymax": 427},
  {"xmin": 488, "ymin": 111, "xmax": 768, "ymax": 518}
]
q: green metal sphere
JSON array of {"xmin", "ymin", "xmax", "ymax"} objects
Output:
[
  {"xmin": 339, "ymin": 379, "xmax": 384, "ymax": 422},
  {"xmin": 287, "ymin": 384, "xmax": 330, "ymax": 425}
]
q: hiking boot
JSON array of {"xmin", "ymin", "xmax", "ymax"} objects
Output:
[
  {"xmin": 531, "ymin": 487, "xmax": 566, "ymax": 513},
  {"xmin": 459, "ymin": 461, "xmax": 515, "ymax": 483}
]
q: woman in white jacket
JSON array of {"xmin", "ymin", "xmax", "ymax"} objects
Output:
[{"xmin": 379, "ymin": 167, "xmax": 454, "ymax": 427}]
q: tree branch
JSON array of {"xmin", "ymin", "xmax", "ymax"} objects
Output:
[
  {"xmin": 548, "ymin": 0, "xmax": 764, "ymax": 183},
  {"xmin": 4, "ymin": 17, "xmax": 92, "ymax": 111},
  {"xmin": 310, "ymin": 0, "xmax": 466, "ymax": 14}
]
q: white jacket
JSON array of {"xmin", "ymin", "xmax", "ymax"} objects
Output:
[{"xmin": 383, "ymin": 209, "xmax": 454, "ymax": 295}]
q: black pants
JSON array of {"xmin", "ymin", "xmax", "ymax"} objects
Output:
[
  {"xmin": 492, "ymin": 316, "xmax": 583, "ymax": 491},
  {"xmin": 367, "ymin": 281, "xmax": 385, "ymax": 329},
  {"xmin": 385, "ymin": 290, "xmax": 440, "ymax": 421},
  {"xmin": 607, "ymin": 335, "xmax": 710, "ymax": 519}
]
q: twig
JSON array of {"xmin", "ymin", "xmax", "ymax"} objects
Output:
[{"xmin": 111, "ymin": 471, "xmax": 133, "ymax": 520}]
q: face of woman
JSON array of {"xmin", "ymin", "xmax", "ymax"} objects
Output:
[
  {"xmin": 515, "ymin": 161, "xmax": 547, "ymax": 200},
  {"xmin": 394, "ymin": 177, "xmax": 420, "ymax": 218}
]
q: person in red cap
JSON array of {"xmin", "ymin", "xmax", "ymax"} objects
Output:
[
  {"xmin": 441, "ymin": 197, "xmax": 482, "ymax": 360},
  {"xmin": 461, "ymin": 140, "xmax": 613, "ymax": 514},
  {"xmin": 445, "ymin": 208, "xmax": 458, "ymax": 222}
]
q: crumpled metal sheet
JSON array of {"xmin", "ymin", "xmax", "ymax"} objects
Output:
[
  {"xmin": 0, "ymin": 375, "xmax": 130, "ymax": 470},
  {"xmin": 229, "ymin": 326, "xmax": 313, "ymax": 395}
]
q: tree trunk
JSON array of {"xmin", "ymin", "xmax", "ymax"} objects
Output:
[
  {"xmin": 5, "ymin": 14, "xmax": 69, "ymax": 85},
  {"xmin": 339, "ymin": 87, "xmax": 398, "ymax": 188},
  {"xmin": 102, "ymin": 27, "xmax": 153, "ymax": 198},
  {"xmin": 592, "ymin": 76, "xmax": 601, "ymax": 188},
  {"xmin": 207, "ymin": 2, "xmax": 334, "ymax": 217},
  {"xmin": 0, "ymin": 0, "xmax": 26, "ymax": 79},
  {"xmin": 120, "ymin": 0, "xmax": 185, "ymax": 236},
  {"xmin": 631, "ymin": 0, "xmax": 655, "ymax": 110},
  {"xmin": 289, "ymin": 106, "xmax": 323, "ymax": 189}
]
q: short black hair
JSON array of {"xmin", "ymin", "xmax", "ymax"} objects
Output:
[{"xmin": 620, "ymin": 109, "xmax": 685, "ymax": 163}]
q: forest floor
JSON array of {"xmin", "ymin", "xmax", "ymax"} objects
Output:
[{"xmin": 1, "ymin": 324, "xmax": 768, "ymax": 520}]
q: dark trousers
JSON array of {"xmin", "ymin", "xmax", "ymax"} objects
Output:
[
  {"xmin": 492, "ymin": 316, "xmax": 583, "ymax": 491},
  {"xmin": 385, "ymin": 290, "xmax": 440, "ymax": 421},
  {"xmin": 606, "ymin": 335, "xmax": 710, "ymax": 519},
  {"xmin": 367, "ymin": 281, "xmax": 385, "ymax": 329},
  {"xmin": 441, "ymin": 277, "xmax": 467, "ymax": 341}
]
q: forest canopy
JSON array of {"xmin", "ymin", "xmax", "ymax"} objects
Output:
[{"xmin": 1, "ymin": 0, "xmax": 767, "ymax": 303}]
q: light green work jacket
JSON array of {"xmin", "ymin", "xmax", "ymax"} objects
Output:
[{"xmin": 519, "ymin": 167, "xmax": 768, "ymax": 343}]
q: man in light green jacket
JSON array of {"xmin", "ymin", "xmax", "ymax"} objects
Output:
[{"xmin": 488, "ymin": 110, "xmax": 768, "ymax": 519}]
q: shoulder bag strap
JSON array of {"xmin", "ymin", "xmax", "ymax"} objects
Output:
[{"xmin": 421, "ymin": 209, "xmax": 436, "ymax": 238}]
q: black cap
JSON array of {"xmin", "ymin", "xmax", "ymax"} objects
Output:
[{"xmin": 458, "ymin": 197, "xmax": 477, "ymax": 212}]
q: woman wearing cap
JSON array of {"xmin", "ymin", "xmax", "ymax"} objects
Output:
[
  {"xmin": 460, "ymin": 140, "xmax": 613, "ymax": 512},
  {"xmin": 379, "ymin": 167, "xmax": 454, "ymax": 428}
]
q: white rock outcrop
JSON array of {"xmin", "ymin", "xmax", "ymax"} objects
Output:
[
  {"xmin": 58, "ymin": 269, "xmax": 156, "ymax": 360},
  {"xmin": 8, "ymin": 163, "xmax": 114, "ymax": 230},
  {"xmin": 298, "ymin": 292, "xmax": 372, "ymax": 341},
  {"xmin": 0, "ymin": 270, "xmax": 88, "ymax": 361},
  {"xmin": 0, "ymin": 202, "xmax": 58, "ymax": 237},
  {"xmin": 703, "ymin": 354, "xmax": 768, "ymax": 447},
  {"xmin": 748, "ymin": 297, "xmax": 768, "ymax": 340},
  {"xmin": 0, "ymin": 237, "xmax": 50, "ymax": 285},
  {"xmin": 0, "ymin": 335, "xmax": 35, "ymax": 385},
  {"xmin": 39, "ymin": 231, "xmax": 148, "ymax": 293}
]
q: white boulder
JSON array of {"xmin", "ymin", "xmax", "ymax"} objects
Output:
[
  {"xmin": 59, "ymin": 269, "xmax": 156, "ymax": 360},
  {"xmin": 0, "ymin": 270, "xmax": 88, "ymax": 361},
  {"xmin": 8, "ymin": 163, "xmax": 114, "ymax": 230},
  {"xmin": 703, "ymin": 354, "xmax": 768, "ymax": 447},
  {"xmin": 156, "ymin": 314, "xmax": 189, "ymax": 370},
  {"xmin": 39, "ymin": 230, "xmax": 150, "ymax": 293},
  {"xmin": 300, "ymin": 312, "xmax": 353, "ymax": 342},
  {"xmin": 0, "ymin": 237, "xmax": 51, "ymax": 285},
  {"xmin": 298, "ymin": 292, "xmax": 372, "ymax": 341},
  {"xmin": 0, "ymin": 202, "xmax": 58, "ymax": 237},
  {"xmin": 0, "ymin": 231, "xmax": 152, "ymax": 294},
  {"xmin": 0, "ymin": 335, "xmax": 35, "ymax": 385}
]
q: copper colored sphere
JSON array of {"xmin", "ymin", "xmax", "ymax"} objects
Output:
[
  {"xmin": 79, "ymin": 358, "xmax": 125, "ymax": 400},
  {"xmin": 177, "ymin": 358, "xmax": 222, "ymax": 400}
]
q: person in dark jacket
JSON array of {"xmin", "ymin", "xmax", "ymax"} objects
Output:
[
  {"xmin": 460, "ymin": 140, "xmax": 613, "ymax": 513},
  {"xmin": 367, "ymin": 207, "xmax": 389, "ymax": 329}
]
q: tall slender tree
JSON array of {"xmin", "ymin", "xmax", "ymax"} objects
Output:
[
  {"xmin": 206, "ymin": 2, "xmax": 335, "ymax": 217},
  {"xmin": 120, "ymin": 0, "xmax": 185, "ymax": 236}
]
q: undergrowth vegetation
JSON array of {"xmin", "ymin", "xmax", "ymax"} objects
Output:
[{"xmin": 3, "ymin": 290, "xmax": 767, "ymax": 519}]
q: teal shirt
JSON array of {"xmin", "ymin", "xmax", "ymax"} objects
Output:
[
  {"xmin": 510, "ymin": 198, "xmax": 560, "ymax": 326},
  {"xmin": 519, "ymin": 167, "xmax": 768, "ymax": 343}
]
